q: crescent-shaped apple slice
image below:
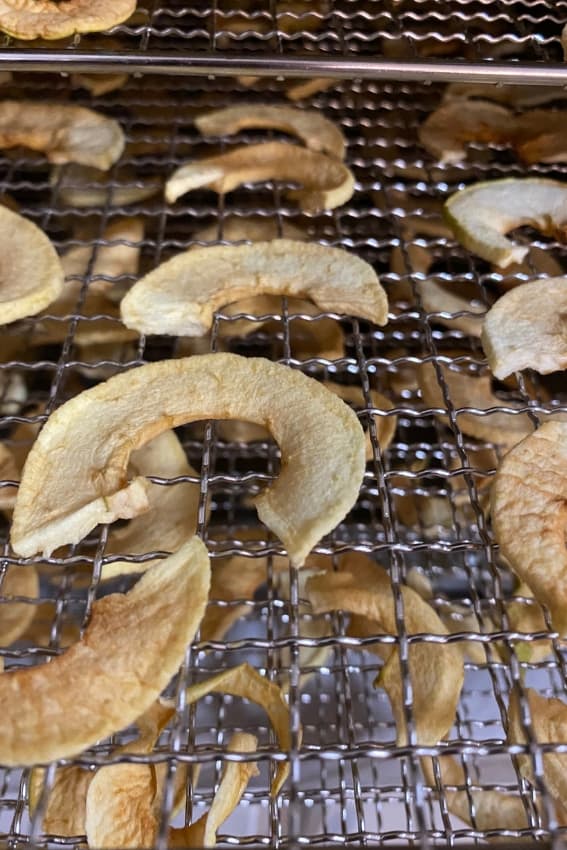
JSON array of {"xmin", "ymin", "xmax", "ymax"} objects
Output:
[
  {"xmin": 481, "ymin": 277, "xmax": 567, "ymax": 379},
  {"xmin": 491, "ymin": 421, "xmax": 567, "ymax": 636},
  {"xmin": 444, "ymin": 178, "xmax": 567, "ymax": 268},
  {"xmin": 0, "ymin": 205, "xmax": 64, "ymax": 326},
  {"xmin": 196, "ymin": 105, "xmax": 346, "ymax": 160},
  {"xmin": 165, "ymin": 142, "xmax": 355, "ymax": 212},
  {"xmin": 0, "ymin": 0, "xmax": 135, "ymax": 39},
  {"xmin": 11, "ymin": 354, "xmax": 365, "ymax": 566},
  {"xmin": 0, "ymin": 102, "xmax": 124, "ymax": 170},
  {"xmin": 0, "ymin": 536, "xmax": 210, "ymax": 766},
  {"xmin": 120, "ymin": 241, "xmax": 387, "ymax": 337}
]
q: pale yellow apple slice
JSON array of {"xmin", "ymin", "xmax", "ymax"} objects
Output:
[
  {"xmin": 0, "ymin": 565, "xmax": 38, "ymax": 646},
  {"xmin": 55, "ymin": 164, "xmax": 161, "ymax": 208},
  {"xmin": 0, "ymin": 205, "xmax": 64, "ymax": 326},
  {"xmin": 121, "ymin": 240, "xmax": 387, "ymax": 337},
  {"xmin": 0, "ymin": 0, "xmax": 135, "ymax": 38},
  {"xmin": 0, "ymin": 102, "xmax": 124, "ymax": 169},
  {"xmin": 11, "ymin": 354, "xmax": 365, "ymax": 566},
  {"xmin": 419, "ymin": 100, "xmax": 513, "ymax": 164},
  {"xmin": 165, "ymin": 142, "xmax": 354, "ymax": 212},
  {"xmin": 0, "ymin": 536, "xmax": 210, "ymax": 766},
  {"xmin": 444, "ymin": 178, "xmax": 567, "ymax": 268},
  {"xmin": 196, "ymin": 104, "xmax": 345, "ymax": 160},
  {"xmin": 491, "ymin": 421, "xmax": 567, "ymax": 635},
  {"xmin": 481, "ymin": 277, "xmax": 567, "ymax": 379}
]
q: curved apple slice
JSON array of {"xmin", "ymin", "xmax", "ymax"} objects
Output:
[
  {"xmin": 11, "ymin": 354, "xmax": 365, "ymax": 566},
  {"xmin": 0, "ymin": 0, "xmax": 135, "ymax": 39},
  {"xmin": 444, "ymin": 178, "xmax": 567, "ymax": 268},
  {"xmin": 0, "ymin": 537, "xmax": 210, "ymax": 766},
  {"xmin": 196, "ymin": 104, "xmax": 345, "ymax": 160},
  {"xmin": 0, "ymin": 101, "xmax": 124, "ymax": 169},
  {"xmin": 121, "ymin": 240, "xmax": 387, "ymax": 336},
  {"xmin": 491, "ymin": 421, "xmax": 567, "ymax": 635},
  {"xmin": 419, "ymin": 100, "xmax": 513, "ymax": 164},
  {"xmin": 481, "ymin": 276, "xmax": 567, "ymax": 379},
  {"xmin": 0, "ymin": 205, "xmax": 64, "ymax": 326},
  {"xmin": 165, "ymin": 142, "xmax": 354, "ymax": 212}
]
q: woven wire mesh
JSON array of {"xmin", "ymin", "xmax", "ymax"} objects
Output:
[
  {"xmin": 0, "ymin": 0, "xmax": 566, "ymax": 78},
  {"xmin": 0, "ymin": 74, "xmax": 567, "ymax": 847}
]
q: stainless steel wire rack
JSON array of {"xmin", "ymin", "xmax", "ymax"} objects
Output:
[
  {"xmin": 1, "ymin": 0, "xmax": 567, "ymax": 84},
  {"xmin": 1, "ymin": 73, "xmax": 567, "ymax": 849}
]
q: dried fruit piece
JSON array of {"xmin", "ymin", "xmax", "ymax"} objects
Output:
[
  {"xmin": 0, "ymin": 0, "xmax": 135, "ymax": 39},
  {"xmin": 0, "ymin": 443, "xmax": 18, "ymax": 511},
  {"xmin": 56, "ymin": 164, "xmax": 161, "ymax": 208},
  {"xmin": 418, "ymin": 278, "xmax": 485, "ymax": 338},
  {"xmin": 0, "ymin": 102, "xmax": 124, "ymax": 169},
  {"xmin": 196, "ymin": 104, "xmax": 345, "ymax": 160},
  {"xmin": 306, "ymin": 552, "xmax": 464, "ymax": 744},
  {"xmin": 444, "ymin": 82, "xmax": 567, "ymax": 109},
  {"xmin": 286, "ymin": 78, "xmax": 336, "ymax": 102},
  {"xmin": 491, "ymin": 421, "xmax": 567, "ymax": 635},
  {"xmin": 418, "ymin": 361, "xmax": 532, "ymax": 447},
  {"xmin": 70, "ymin": 74, "xmax": 128, "ymax": 96},
  {"xmin": 0, "ymin": 565, "xmax": 38, "ymax": 646},
  {"xmin": 0, "ymin": 537, "xmax": 210, "ymax": 766},
  {"xmin": 419, "ymin": 100, "xmax": 513, "ymax": 164},
  {"xmin": 0, "ymin": 205, "xmax": 64, "ymax": 326},
  {"xmin": 481, "ymin": 277, "xmax": 567, "ymax": 379},
  {"xmin": 121, "ymin": 241, "xmax": 387, "ymax": 336},
  {"xmin": 11, "ymin": 354, "xmax": 365, "ymax": 566},
  {"xmin": 165, "ymin": 142, "xmax": 355, "ymax": 211},
  {"xmin": 444, "ymin": 178, "xmax": 567, "ymax": 268}
]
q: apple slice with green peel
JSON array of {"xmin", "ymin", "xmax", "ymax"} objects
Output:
[{"xmin": 444, "ymin": 178, "xmax": 567, "ymax": 267}]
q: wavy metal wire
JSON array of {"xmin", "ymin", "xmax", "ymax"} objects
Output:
[{"xmin": 0, "ymin": 74, "xmax": 566, "ymax": 847}]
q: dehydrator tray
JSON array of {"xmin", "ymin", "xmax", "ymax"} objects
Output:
[{"xmin": 0, "ymin": 74, "xmax": 566, "ymax": 847}]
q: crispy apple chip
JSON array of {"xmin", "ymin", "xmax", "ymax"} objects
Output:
[
  {"xmin": 306, "ymin": 553, "xmax": 464, "ymax": 744},
  {"xmin": 196, "ymin": 105, "xmax": 345, "ymax": 160},
  {"xmin": 102, "ymin": 430, "xmax": 201, "ymax": 580},
  {"xmin": 0, "ymin": 537, "xmax": 210, "ymax": 766},
  {"xmin": 481, "ymin": 277, "xmax": 567, "ymax": 379},
  {"xmin": 444, "ymin": 178, "xmax": 567, "ymax": 268},
  {"xmin": 0, "ymin": 0, "xmax": 135, "ymax": 38},
  {"xmin": 509, "ymin": 687, "xmax": 567, "ymax": 816},
  {"xmin": 169, "ymin": 732, "xmax": 259, "ymax": 849},
  {"xmin": 418, "ymin": 361, "xmax": 532, "ymax": 447},
  {"xmin": 0, "ymin": 205, "xmax": 64, "ymax": 326},
  {"xmin": 165, "ymin": 142, "xmax": 355, "ymax": 212},
  {"xmin": 0, "ymin": 565, "xmax": 38, "ymax": 646},
  {"xmin": 11, "ymin": 354, "xmax": 365, "ymax": 566},
  {"xmin": 419, "ymin": 100, "xmax": 513, "ymax": 165},
  {"xmin": 491, "ymin": 421, "xmax": 567, "ymax": 635},
  {"xmin": 121, "ymin": 241, "xmax": 387, "ymax": 336},
  {"xmin": 418, "ymin": 278, "xmax": 485, "ymax": 338},
  {"xmin": 56, "ymin": 164, "xmax": 161, "ymax": 208},
  {"xmin": 0, "ymin": 102, "xmax": 124, "ymax": 169}
]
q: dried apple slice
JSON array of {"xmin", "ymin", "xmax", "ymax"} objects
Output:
[
  {"xmin": 0, "ymin": 0, "xmax": 135, "ymax": 38},
  {"xmin": 196, "ymin": 105, "xmax": 345, "ymax": 160},
  {"xmin": 55, "ymin": 164, "xmax": 161, "ymax": 208},
  {"xmin": 491, "ymin": 421, "xmax": 567, "ymax": 636},
  {"xmin": 0, "ymin": 565, "xmax": 38, "ymax": 646},
  {"xmin": 444, "ymin": 178, "xmax": 567, "ymax": 268},
  {"xmin": 286, "ymin": 78, "xmax": 336, "ymax": 102},
  {"xmin": 165, "ymin": 142, "xmax": 355, "ymax": 212},
  {"xmin": 70, "ymin": 74, "xmax": 128, "ymax": 97},
  {"xmin": 0, "ymin": 102, "xmax": 124, "ymax": 169},
  {"xmin": 102, "ymin": 430, "xmax": 201, "ymax": 580},
  {"xmin": 169, "ymin": 732, "xmax": 259, "ymax": 848},
  {"xmin": 418, "ymin": 361, "xmax": 532, "ymax": 447},
  {"xmin": 121, "ymin": 241, "xmax": 387, "ymax": 336},
  {"xmin": 443, "ymin": 82, "xmax": 567, "ymax": 109},
  {"xmin": 481, "ymin": 277, "xmax": 567, "ymax": 379},
  {"xmin": 0, "ymin": 537, "xmax": 210, "ymax": 766},
  {"xmin": 418, "ymin": 278, "xmax": 485, "ymax": 338},
  {"xmin": 0, "ymin": 443, "xmax": 18, "ymax": 511},
  {"xmin": 419, "ymin": 100, "xmax": 513, "ymax": 164},
  {"xmin": 0, "ymin": 205, "xmax": 64, "ymax": 326},
  {"xmin": 306, "ymin": 552, "xmax": 464, "ymax": 744},
  {"xmin": 11, "ymin": 354, "xmax": 365, "ymax": 566}
]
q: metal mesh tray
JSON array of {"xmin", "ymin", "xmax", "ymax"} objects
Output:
[
  {"xmin": 1, "ymin": 0, "xmax": 567, "ymax": 83},
  {"xmin": 0, "ymin": 74, "xmax": 567, "ymax": 848}
]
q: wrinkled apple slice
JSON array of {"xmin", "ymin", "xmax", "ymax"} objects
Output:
[
  {"xmin": 481, "ymin": 277, "xmax": 567, "ymax": 379},
  {"xmin": 196, "ymin": 104, "xmax": 345, "ymax": 160},
  {"xmin": 0, "ymin": 205, "xmax": 64, "ymax": 326},
  {"xmin": 0, "ymin": 565, "xmax": 38, "ymax": 646},
  {"xmin": 418, "ymin": 361, "xmax": 532, "ymax": 447},
  {"xmin": 0, "ymin": 101, "xmax": 124, "ymax": 169},
  {"xmin": 0, "ymin": 0, "xmax": 135, "ymax": 38},
  {"xmin": 419, "ymin": 100, "xmax": 513, "ymax": 164},
  {"xmin": 11, "ymin": 354, "xmax": 365, "ymax": 566},
  {"xmin": 491, "ymin": 421, "xmax": 567, "ymax": 635},
  {"xmin": 307, "ymin": 552, "xmax": 464, "ymax": 745},
  {"xmin": 121, "ymin": 240, "xmax": 387, "ymax": 337},
  {"xmin": 0, "ymin": 537, "xmax": 210, "ymax": 766},
  {"xmin": 444, "ymin": 178, "xmax": 567, "ymax": 268},
  {"xmin": 55, "ymin": 164, "xmax": 161, "ymax": 208},
  {"xmin": 165, "ymin": 142, "xmax": 355, "ymax": 212}
]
